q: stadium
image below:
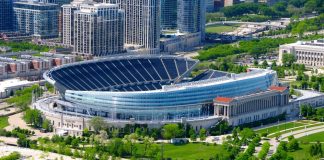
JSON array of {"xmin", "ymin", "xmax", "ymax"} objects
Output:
[{"xmin": 37, "ymin": 55, "xmax": 278, "ymax": 132}]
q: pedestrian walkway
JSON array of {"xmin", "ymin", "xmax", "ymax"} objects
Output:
[
  {"xmin": 5, "ymin": 112, "xmax": 54, "ymax": 140},
  {"xmin": 279, "ymin": 123, "xmax": 324, "ymax": 141},
  {"xmin": 267, "ymin": 121, "xmax": 323, "ymax": 137}
]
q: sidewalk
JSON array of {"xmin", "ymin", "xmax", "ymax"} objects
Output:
[
  {"xmin": 279, "ymin": 123, "xmax": 324, "ymax": 141},
  {"xmin": 5, "ymin": 112, "xmax": 54, "ymax": 140}
]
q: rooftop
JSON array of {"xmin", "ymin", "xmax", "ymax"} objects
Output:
[
  {"xmin": 0, "ymin": 78, "xmax": 39, "ymax": 92},
  {"xmin": 14, "ymin": 1, "xmax": 58, "ymax": 7},
  {"xmin": 281, "ymin": 39, "xmax": 324, "ymax": 48},
  {"xmin": 269, "ymin": 86, "xmax": 287, "ymax": 92},
  {"xmin": 215, "ymin": 97, "xmax": 233, "ymax": 103}
]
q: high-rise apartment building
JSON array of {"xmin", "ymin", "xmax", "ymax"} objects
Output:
[
  {"xmin": 62, "ymin": 0, "xmax": 96, "ymax": 46},
  {"xmin": 105, "ymin": 0, "xmax": 160, "ymax": 54},
  {"xmin": 0, "ymin": 0, "xmax": 14, "ymax": 32},
  {"xmin": 160, "ymin": 0, "xmax": 177, "ymax": 30},
  {"xmin": 13, "ymin": 1, "xmax": 60, "ymax": 39},
  {"xmin": 177, "ymin": 0, "xmax": 206, "ymax": 40},
  {"xmin": 206, "ymin": 0, "xmax": 214, "ymax": 12},
  {"xmin": 62, "ymin": 5, "xmax": 78, "ymax": 46},
  {"xmin": 39, "ymin": 0, "xmax": 73, "ymax": 38},
  {"xmin": 72, "ymin": 3, "xmax": 124, "ymax": 56}
]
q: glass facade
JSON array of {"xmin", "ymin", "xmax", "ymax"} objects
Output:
[
  {"xmin": 58, "ymin": 71, "xmax": 277, "ymax": 122},
  {"xmin": 13, "ymin": 2, "xmax": 59, "ymax": 38},
  {"xmin": 0, "ymin": 0, "xmax": 14, "ymax": 32},
  {"xmin": 160, "ymin": 0, "xmax": 177, "ymax": 30}
]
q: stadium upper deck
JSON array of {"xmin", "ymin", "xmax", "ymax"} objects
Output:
[{"xmin": 45, "ymin": 55, "xmax": 198, "ymax": 93}]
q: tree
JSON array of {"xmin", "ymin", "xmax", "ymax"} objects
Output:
[
  {"xmin": 292, "ymin": 21, "xmax": 307, "ymax": 38},
  {"xmin": 246, "ymin": 143, "xmax": 256, "ymax": 156},
  {"xmin": 83, "ymin": 148, "xmax": 96, "ymax": 160},
  {"xmin": 71, "ymin": 138, "xmax": 79, "ymax": 148},
  {"xmin": 89, "ymin": 116, "xmax": 107, "ymax": 133},
  {"xmin": 239, "ymin": 128, "xmax": 255, "ymax": 145},
  {"xmin": 253, "ymin": 60, "xmax": 258, "ymax": 66},
  {"xmin": 287, "ymin": 138, "xmax": 299, "ymax": 151},
  {"xmin": 73, "ymin": 149, "xmax": 81, "ymax": 158},
  {"xmin": 147, "ymin": 144, "xmax": 160, "ymax": 158},
  {"xmin": 282, "ymin": 53, "xmax": 296, "ymax": 67},
  {"xmin": 123, "ymin": 133, "xmax": 139, "ymax": 156},
  {"xmin": 252, "ymin": 135, "xmax": 261, "ymax": 145},
  {"xmin": 24, "ymin": 109, "xmax": 43, "ymax": 128},
  {"xmin": 109, "ymin": 138, "xmax": 124, "ymax": 157},
  {"xmin": 309, "ymin": 141, "xmax": 322, "ymax": 157},
  {"xmin": 199, "ymin": 128, "xmax": 207, "ymax": 141},
  {"xmin": 258, "ymin": 142, "xmax": 270, "ymax": 160},
  {"xmin": 99, "ymin": 153, "xmax": 110, "ymax": 160},
  {"xmin": 64, "ymin": 136, "xmax": 73, "ymax": 145},
  {"xmin": 304, "ymin": 0, "xmax": 317, "ymax": 13},
  {"xmin": 42, "ymin": 119, "xmax": 52, "ymax": 132},
  {"xmin": 142, "ymin": 136, "xmax": 154, "ymax": 157},
  {"xmin": 262, "ymin": 60, "xmax": 268, "ymax": 68},
  {"xmin": 189, "ymin": 128, "xmax": 197, "ymax": 141},
  {"xmin": 98, "ymin": 130, "xmax": 108, "ymax": 144},
  {"xmin": 162, "ymin": 124, "xmax": 183, "ymax": 139}
]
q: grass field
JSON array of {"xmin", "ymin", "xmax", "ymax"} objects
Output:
[
  {"xmin": 256, "ymin": 122, "xmax": 305, "ymax": 135},
  {"xmin": 287, "ymin": 143, "xmax": 324, "ymax": 160},
  {"xmin": 205, "ymin": 24, "xmax": 240, "ymax": 33},
  {"xmin": 136, "ymin": 143, "xmax": 226, "ymax": 160},
  {"xmin": 298, "ymin": 131, "xmax": 324, "ymax": 143},
  {"xmin": 0, "ymin": 116, "xmax": 9, "ymax": 129}
]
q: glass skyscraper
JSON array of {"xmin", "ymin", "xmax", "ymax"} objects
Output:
[
  {"xmin": 0, "ymin": 0, "xmax": 14, "ymax": 32},
  {"xmin": 160, "ymin": 0, "xmax": 177, "ymax": 30},
  {"xmin": 177, "ymin": 0, "xmax": 206, "ymax": 40},
  {"xmin": 13, "ymin": 1, "xmax": 60, "ymax": 38}
]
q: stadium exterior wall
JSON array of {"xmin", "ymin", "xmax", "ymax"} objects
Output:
[{"xmin": 58, "ymin": 69, "xmax": 277, "ymax": 121}]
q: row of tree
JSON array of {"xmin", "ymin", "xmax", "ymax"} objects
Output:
[
  {"xmin": 197, "ymin": 37, "xmax": 297, "ymax": 61},
  {"xmin": 6, "ymin": 85, "xmax": 43, "ymax": 110},
  {"xmin": 300, "ymin": 104, "xmax": 324, "ymax": 121}
]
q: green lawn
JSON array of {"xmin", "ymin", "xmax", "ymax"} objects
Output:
[
  {"xmin": 136, "ymin": 143, "xmax": 227, "ymax": 160},
  {"xmin": 0, "ymin": 116, "xmax": 9, "ymax": 129},
  {"xmin": 287, "ymin": 143, "xmax": 323, "ymax": 160},
  {"xmin": 298, "ymin": 131, "xmax": 324, "ymax": 143},
  {"xmin": 255, "ymin": 122, "xmax": 304, "ymax": 135},
  {"xmin": 205, "ymin": 24, "xmax": 239, "ymax": 33}
]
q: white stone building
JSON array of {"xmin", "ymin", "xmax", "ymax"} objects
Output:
[
  {"xmin": 214, "ymin": 86, "xmax": 290, "ymax": 126},
  {"xmin": 279, "ymin": 39, "xmax": 324, "ymax": 67}
]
